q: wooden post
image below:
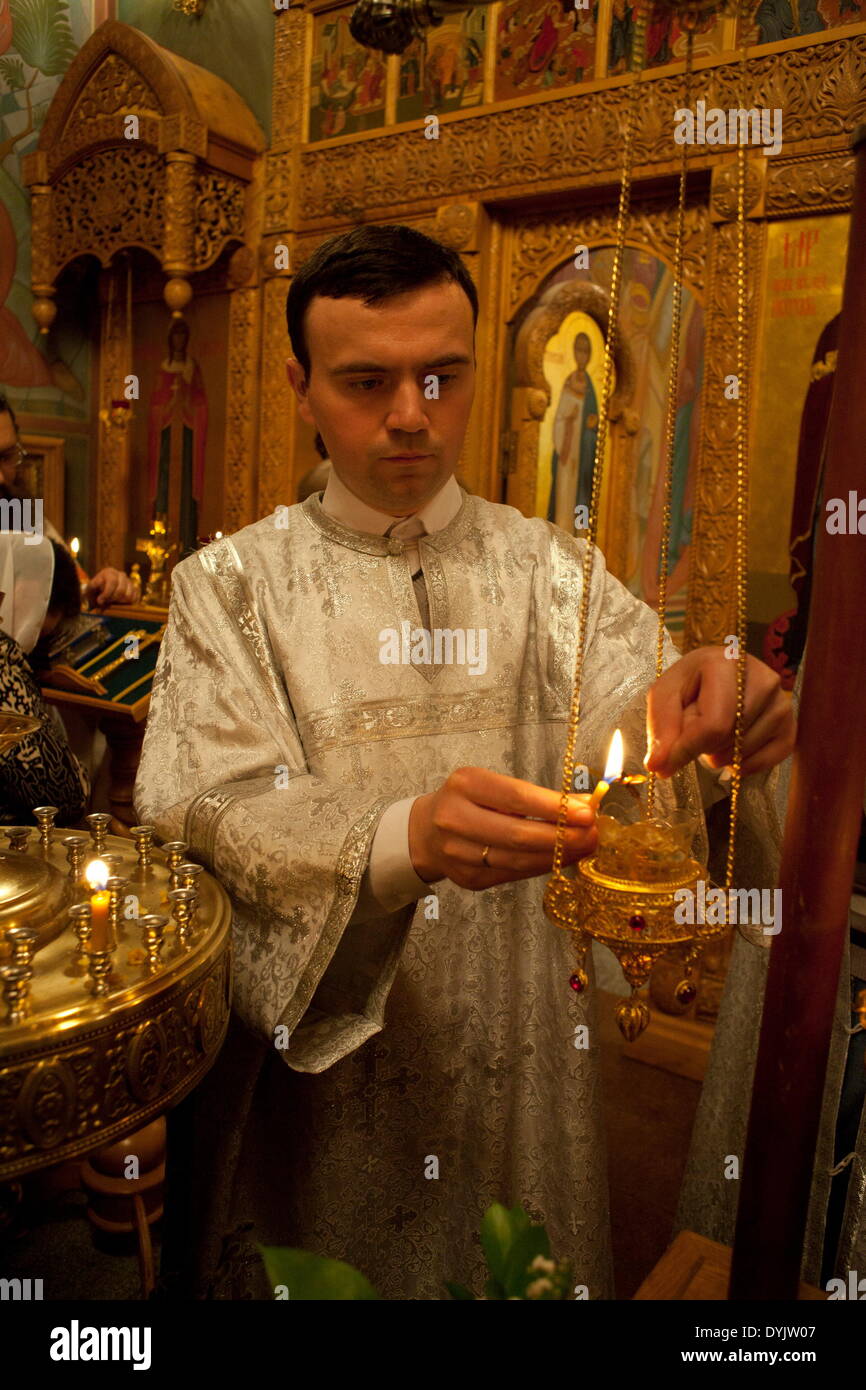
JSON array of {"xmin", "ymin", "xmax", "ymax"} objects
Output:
[{"xmin": 729, "ymin": 124, "xmax": 866, "ymax": 1299}]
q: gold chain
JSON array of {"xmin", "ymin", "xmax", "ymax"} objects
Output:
[
  {"xmin": 724, "ymin": 36, "xmax": 752, "ymax": 890},
  {"xmin": 646, "ymin": 23, "xmax": 695, "ymax": 818},
  {"xmin": 552, "ymin": 1, "xmax": 649, "ymax": 876},
  {"xmin": 552, "ymin": 2, "xmax": 750, "ymax": 881}
]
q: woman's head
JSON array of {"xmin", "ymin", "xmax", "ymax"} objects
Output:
[{"xmin": 25, "ymin": 541, "xmax": 81, "ymax": 670}]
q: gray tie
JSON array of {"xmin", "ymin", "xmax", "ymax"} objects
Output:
[
  {"xmin": 384, "ymin": 520, "xmax": 430, "ymax": 629},
  {"xmin": 411, "ymin": 568, "xmax": 430, "ymax": 631}
]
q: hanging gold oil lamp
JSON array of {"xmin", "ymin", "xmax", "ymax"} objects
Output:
[{"xmin": 544, "ymin": 0, "xmax": 754, "ymax": 1039}]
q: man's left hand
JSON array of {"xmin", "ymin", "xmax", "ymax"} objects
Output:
[
  {"xmin": 645, "ymin": 646, "xmax": 796, "ymax": 778},
  {"xmin": 84, "ymin": 567, "xmax": 138, "ymax": 609}
]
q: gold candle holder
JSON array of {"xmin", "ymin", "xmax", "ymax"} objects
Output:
[
  {"xmin": 62, "ymin": 835, "xmax": 89, "ymax": 890},
  {"xmin": 162, "ymin": 842, "xmax": 189, "ymax": 892},
  {"xmin": 33, "ymin": 805, "xmax": 58, "ymax": 855},
  {"xmin": 85, "ymin": 944, "xmax": 114, "ymax": 998},
  {"xmin": 5, "ymin": 926, "xmax": 37, "ymax": 970},
  {"xmin": 138, "ymin": 913, "xmax": 169, "ymax": 975},
  {"xmin": 106, "ymin": 875, "xmax": 128, "ymax": 946},
  {"xmin": 167, "ymin": 888, "xmax": 195, "ymax": 952},
  {"xmin": 85, "ymin": 813, "xmax": 111, "ymax": 857},
  {"xmin": 68, "ymin": 902, "xmax": 92, "ymax": 974},
  {"xmin": 130, "ymin": 825, "xmax": 155, "ymax": 875},
  {"xmin": 178, "ymin": 862, "xmax": 204, "ymax": 893},
  {"xmin": 0, "ymin": 963, "xmax": 32, "ymax": 1024},
  {"xmin": 6, "ymin": 828, "xmax": 31, "ymax": 853}
]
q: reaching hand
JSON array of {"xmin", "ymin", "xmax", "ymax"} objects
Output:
[
  {"xmin": 408, "ymin": 766, "xmax": 597, "ymax": 891},
  {"xmin": 84, "ymin": 567, "xmax": 138, "ymax": 609},
  {"xmin": 645, "ymin": 646, "xmax": 796, "ymax": 779}
]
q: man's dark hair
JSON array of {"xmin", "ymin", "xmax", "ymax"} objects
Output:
[
  {"xmin": 28, "ymin": 540, "xmax": 82, "ymax": 673},
  {"xmin": 0, "ymin": 392, "xmax": 18, "ymax": 432},
  {"xmin": 286, "ymin": 223, "xmax": 479, "ymax": 381}
]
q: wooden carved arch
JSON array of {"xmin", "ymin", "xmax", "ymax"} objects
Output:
[
  {"xmin": 508, "ymin": 277, "xmax": 638, "ymax": 578},
  {"xmin": 20, "ymin": 20, "xmax": 266, "ymax": 570},
  {"xmin": 21, "ymin": 18, "xmax": 266, "ymax": 329}
]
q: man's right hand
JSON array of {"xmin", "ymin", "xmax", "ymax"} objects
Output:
[{"xmin": 408, "ymin": 766, "xmax": 597, "ymax": 891}]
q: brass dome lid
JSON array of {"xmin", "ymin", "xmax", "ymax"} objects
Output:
[{"xmin": 0, "ymin": 849, "xmax": 71, "ymax": 954}]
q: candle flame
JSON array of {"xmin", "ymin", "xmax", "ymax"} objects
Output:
[
  {"xmin": 603, "ymin": 729, "xmax": 624, "ymax": 783},
  {"xmin": 70, "ymin": 537, "xmax": 80, "ymax": 556},
  {"xmin": 85, "ymin": 858, "xmax": 109, "ymax": 891}
]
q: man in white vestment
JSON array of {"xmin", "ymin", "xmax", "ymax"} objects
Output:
[{"xmin": 135, "ymin": 224, "xmax": 795, "ymax": 1300}]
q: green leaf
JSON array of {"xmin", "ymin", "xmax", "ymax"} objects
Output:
[
  {"xmin": 9, "ymin": 0, "xmax": 77, "ymax": 78},
  {"xmin": 258, "ymin": 1246, "xmax": 379, "ymax": 1300},
  {"xmin": 0, "ymin": 57, "xmax": 26, "ymax": 90},
  {"xmin": 480, "ymin": 1202, "xmax": 515, "ymax": 1286},
  {"xmin": 503, "ymin": 1224, "xmax": 552, "ymax": 1298},
  {"xmin": 507, "ymin": 1202, "xmax": 532, "ymax": 1235},
  {"xmin": 483, "ymin": 1273, "xmax": 506, "ymax": 1300},
  {"xmin": 444, "ymin": 1281, "xmax": 476, "ymax": 1300}
]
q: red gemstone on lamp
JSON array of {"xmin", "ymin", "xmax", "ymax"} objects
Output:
[
  {"xmin": 569, "ymin": 972, "xmax": 586, "ymax": 992},
  {"xmin": 628, "ymin": 913, "xmax": 646, "ymax": 933},
  {"xmin": 676, "ymin": 981, "xmax": 697, "ymax": 1005}
]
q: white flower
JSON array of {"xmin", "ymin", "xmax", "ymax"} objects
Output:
[
  {"xmin": 528, "ymin": 1255, "xmax": 557, "ymax": 1275},
  {"xmin": 525, "ymin": 1277, "xmax": 555, "ymax": 1299}
]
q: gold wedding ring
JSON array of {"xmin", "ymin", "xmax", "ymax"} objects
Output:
[{"xmin": 481, "ymin": 845, "xmax": 491, "ymax": 868}]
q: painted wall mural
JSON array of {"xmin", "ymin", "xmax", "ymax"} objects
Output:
[
  {"xmin": 398, "ymin": 8, "xmax": 487, "ymax": 119},
  {"xmin": 606, "ymin": 0, "xmax": 727, "ymax": 74},
  {"xmin": 737, "ymin": 0, "xmax": 862, "ymax": 44},
  {"xmin": 0, "ymin": 0, "xmax": 93, "ymax": 417},
  {"xmin": 495, "ymin": 0, "xmax": 596, "ymax": 100},
  {"xmin": 310, "ymin": 7, "xmax": 387, "ymax": 140}
]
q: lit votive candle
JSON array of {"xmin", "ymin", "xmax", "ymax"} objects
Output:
[{"xmin": 85, "ymin": 859, "xmax": 111, "ymax": 952}]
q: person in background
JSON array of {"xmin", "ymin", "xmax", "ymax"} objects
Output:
[
  {"xmin": 0, "ymin": 392, "xmax": 138, "ymax": 609},
  {"xmin": 0, "ymin": 534, "xmax": 89, "ymax": 825},
  {"xmin": 0, "ymin": 389, "xmax": 141, "ymax": 796}
]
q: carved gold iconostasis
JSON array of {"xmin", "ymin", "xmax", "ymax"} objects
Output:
[
  {"xmin": 288, "ymin": 6, "xmax": 863, "ymax": 670},
  {"xmin": 18, "ymin": 6, "xmax": 862, "ymax": 632}
]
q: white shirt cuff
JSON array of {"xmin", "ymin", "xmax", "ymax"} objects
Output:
[
  {"xmin": 696, "ymin": 754, "xmax": 733, "ymax": 810},
  {"xmin": 351, "ymin": 797, "xmax": 435, "ymax": 922}
]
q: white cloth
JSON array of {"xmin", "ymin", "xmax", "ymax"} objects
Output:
[
  {"xmin": 0, "ymin": 533, "xmax": 54, "ymax": 655},
  {"xmin": 321, "ymin": 472, "xmax": 464, "ymax": 921}
]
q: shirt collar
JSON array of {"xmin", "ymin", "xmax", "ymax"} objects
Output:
[{"xmin": 320, "ymin": 468, "xmax": 463, "ymax": 537}]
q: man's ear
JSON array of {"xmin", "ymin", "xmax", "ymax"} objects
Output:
[
  {"xmin": 285, "ymin": 357, "xmax": 306, "ymax": 397},
  {"xmin": 286, "ymin": 357, "xmax": 315, "ymax": 426}
]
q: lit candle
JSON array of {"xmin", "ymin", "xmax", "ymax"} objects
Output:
[
  {"xmin": 70, "ymin": 537, "xmax": 80, "ymax": 558},
  {"xmin": 588, "ymin": 729, "xmax": 624, "ymax": 810},
  {"xmin": 85, "ymin": 859, "xmax": 110, "ymax": 952}
]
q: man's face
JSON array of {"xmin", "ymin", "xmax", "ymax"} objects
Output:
[
  {"xmin": 0, "ymin": 410, "xmax": 20, "ymax": 488},
  {"xmin": 286, "ymin": 278, "xmax": 476, "ymax": 515}
]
